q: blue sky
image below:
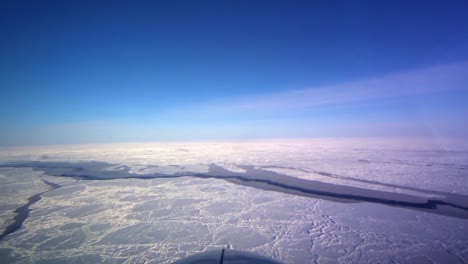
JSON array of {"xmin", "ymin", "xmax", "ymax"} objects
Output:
[{"xmin": 1, "ymin": 0, "xmax": 468, "ymax": 146}]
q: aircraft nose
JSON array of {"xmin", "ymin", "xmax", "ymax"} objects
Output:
[{"xmin": 174, "ymin": 248, "xmax": 283, "ymax": 264}]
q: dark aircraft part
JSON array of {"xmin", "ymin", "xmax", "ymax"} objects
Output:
[{"xmin": 174, "ymin": 249, "xmax": 283, "ymax": 264}]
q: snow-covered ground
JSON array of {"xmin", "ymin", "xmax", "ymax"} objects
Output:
[{"xmin": 0, "ymin": 138, "xmax": 467, "ymax": 263}]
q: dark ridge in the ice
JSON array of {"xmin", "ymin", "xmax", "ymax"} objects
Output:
[
  {"xmin": 356, "ymin": 159, "xmax": 468, "ymax": 170},
  {"xmin": 0, "ymin": 179, "xmax": 62, "ymax": 241},
  {"xmin": 42, "ymin": 179, "xmax": 61, "ymax": 189},
  {"xmin": 258, "ymin": 165, "xmax": 465, "ymax": 199},
  {"xmin": 1, "ymin": 161, "xmax": 468, "ymax": 220}
]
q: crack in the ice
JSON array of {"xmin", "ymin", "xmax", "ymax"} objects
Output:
[
  {"xmin": 64, "ymin": 172, "xmax": 468, "ymax": 213},
  {"xmin": 1, "ymin": 161, "xmax": 468, "ymax": 220},
  {"xmin": 0, "ymin": 179, "xmax": 62, "ymax": 242}
]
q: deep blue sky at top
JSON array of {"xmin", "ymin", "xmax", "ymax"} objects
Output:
[{"xmin": 1, "ymin": 0, "xmax": 468, "ymax": 145}]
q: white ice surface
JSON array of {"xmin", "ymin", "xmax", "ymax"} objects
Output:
[{"xmin": 0, "ymin": 138, "xmax": 467, "ymax": 263}]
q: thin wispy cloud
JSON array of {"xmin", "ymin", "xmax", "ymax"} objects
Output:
[{"xmin": 169, "ymin": 61, "xmax": 468, "ymax": 116}]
